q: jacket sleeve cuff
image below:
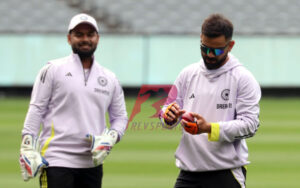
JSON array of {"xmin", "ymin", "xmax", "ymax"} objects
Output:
[{"xmin": 208, "ymin": 123, "xmax": 220, "ymax": 141}]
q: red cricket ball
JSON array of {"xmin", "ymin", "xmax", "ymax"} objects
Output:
[{"xmin": 181, "ymin": 112, "xmax": 195, "ymax": 122}]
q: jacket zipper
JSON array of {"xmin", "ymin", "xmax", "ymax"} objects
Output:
[{"xmin": 83, "ymin": 68, "xmax": 89, "ymax": 86}]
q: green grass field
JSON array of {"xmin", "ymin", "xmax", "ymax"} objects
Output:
[{"xmin": 0, "ymin": 96, "xmax": 300, "ymax": 188}]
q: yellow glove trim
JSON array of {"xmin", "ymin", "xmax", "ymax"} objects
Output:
[{"xmin": 208, "ymin": 123, "xmax": 220, "ymax": 141}]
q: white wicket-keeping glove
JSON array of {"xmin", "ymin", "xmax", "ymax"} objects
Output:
[
  {"xmin": 19, "ymin": 134, "xmax": 49, "ymax": 181},
  {"xmin": 86, "ymin": 129, "xmax": 118, "ymax": 166}
]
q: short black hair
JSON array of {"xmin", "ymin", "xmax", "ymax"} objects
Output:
[{"xmin": 201, "ymin": 14, "xmax": 233, "ymax": 40}]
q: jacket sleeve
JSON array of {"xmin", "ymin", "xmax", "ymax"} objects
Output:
[
  {"xmin": 209, "ymin": 71, "xmax": 261, "ymax": 142},
  {"xmin": 108, "ymin": 78, "xmax": 128, "ymax": 140},
  {"xmin": 22, "ymin": 63, "xmax": 54, "ymax": 137}
]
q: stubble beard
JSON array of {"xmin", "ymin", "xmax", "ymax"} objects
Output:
[
  {"xmin": 203, "ymin": 54, "xmax": 228, "ymax": 70},
  {"xmin": 72, "ymin": 43, "xmax": 97, "ymax": 60}
]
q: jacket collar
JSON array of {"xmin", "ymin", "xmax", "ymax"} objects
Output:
[
  {"xmin": 199, "ymin": 53, "xmax": 242, "ymax": 81},
  {"xmin": 71, "ymin": 53, "xmax": 96, "ymax": 70}
]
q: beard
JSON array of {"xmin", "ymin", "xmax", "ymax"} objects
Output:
[
  {"xmin": 72, "ymin": 42, "xmax": 97, "ymax": 60},
  {"xmin": 202, "ymin": 53, "xmax": 228, "ymax": 70}
]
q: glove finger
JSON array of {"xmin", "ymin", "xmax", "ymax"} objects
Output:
[
  {"xmin": 93, "ymin": 150, "xmax": 108, "ymax": 166},
  {"xmin": 20, "ymin": 160, "xmax": 29, "ymax": 181},
  {"xmin": 21, "ymin": 169, "xmax": 29, "ymax": 181},
  {"xmin": 20, "ymin": 155, "xmax": 33, "ymax": 177},
  {"xmin": 20, "ymin": 157, "xmax": 30, "ymax": 181}
]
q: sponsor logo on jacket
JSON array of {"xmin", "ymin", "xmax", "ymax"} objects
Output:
[
  {"xmin": 217, "ymin": 103, "xmax": 232, "ymax": 109},
  {"xmin": 94, "ymin": 88, "xmax": 110, "ymax": 96}
]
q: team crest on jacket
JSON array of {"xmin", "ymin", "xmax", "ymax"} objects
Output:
[
  {"xmin": 98, "ymin": 76, "xmax": 108, "ymax": 86},
  {"xmin": 221, "ymin": 89, "xmax": 230, "ymax": 101}
]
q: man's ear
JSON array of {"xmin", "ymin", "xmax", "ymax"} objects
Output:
[
  {"xmin": 228, "ymin": 40, "xmax": 235, "ymax": 52},
  {"xmin": 67, "ymin": 34, "xmax": 71, "ymax": 45}
]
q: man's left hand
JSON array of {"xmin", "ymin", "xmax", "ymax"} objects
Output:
[{"xmin": 86, "ymin": 129, "xmax": 118, "ymax": 166}]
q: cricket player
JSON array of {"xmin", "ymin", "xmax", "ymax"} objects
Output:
[
  {"xmin": 161, "ymin": 14, "xmax": 261, "ymax": 188},
  {"xmin": 19, "ymin": 13, "xmax": 128, "ymax": 188}
]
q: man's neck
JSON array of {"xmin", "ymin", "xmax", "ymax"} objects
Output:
[{"xmin": 80, "ymin": 57, "xmax": 93, "ymax": 69}]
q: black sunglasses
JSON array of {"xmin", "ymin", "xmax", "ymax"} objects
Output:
[{"xmin": 200, "ymin": 43, "xmax": 229, "ymax": 56}]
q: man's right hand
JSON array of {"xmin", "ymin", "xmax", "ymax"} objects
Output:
[
  {"xmin": 163, "ymin": 102, "xmax": 185, "ymax": 126},
  {"xmin": 19, "ymin": 135, "xmax": 49, "ymax": 181}
]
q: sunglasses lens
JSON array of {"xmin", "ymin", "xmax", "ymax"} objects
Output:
[
  {"xmin": 201, "ymin": 46, "xmax": 209, "ymax": 55},
  {"xmin": 214, "ymin": 49, "xmax": 224, "ymax": 56},
  {"xmin": 201, "ymin": 45, "xmax": 226, "ymax": 56}
]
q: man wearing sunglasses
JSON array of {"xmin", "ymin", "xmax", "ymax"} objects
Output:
[{"xmin": 161, "ymin": 14, "xmax": 261, "ymax": 188}]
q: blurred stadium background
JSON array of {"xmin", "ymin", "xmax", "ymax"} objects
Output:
[{"xmin": 0, "ymin": 0, "xmax": 300, "ymax": 187}]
